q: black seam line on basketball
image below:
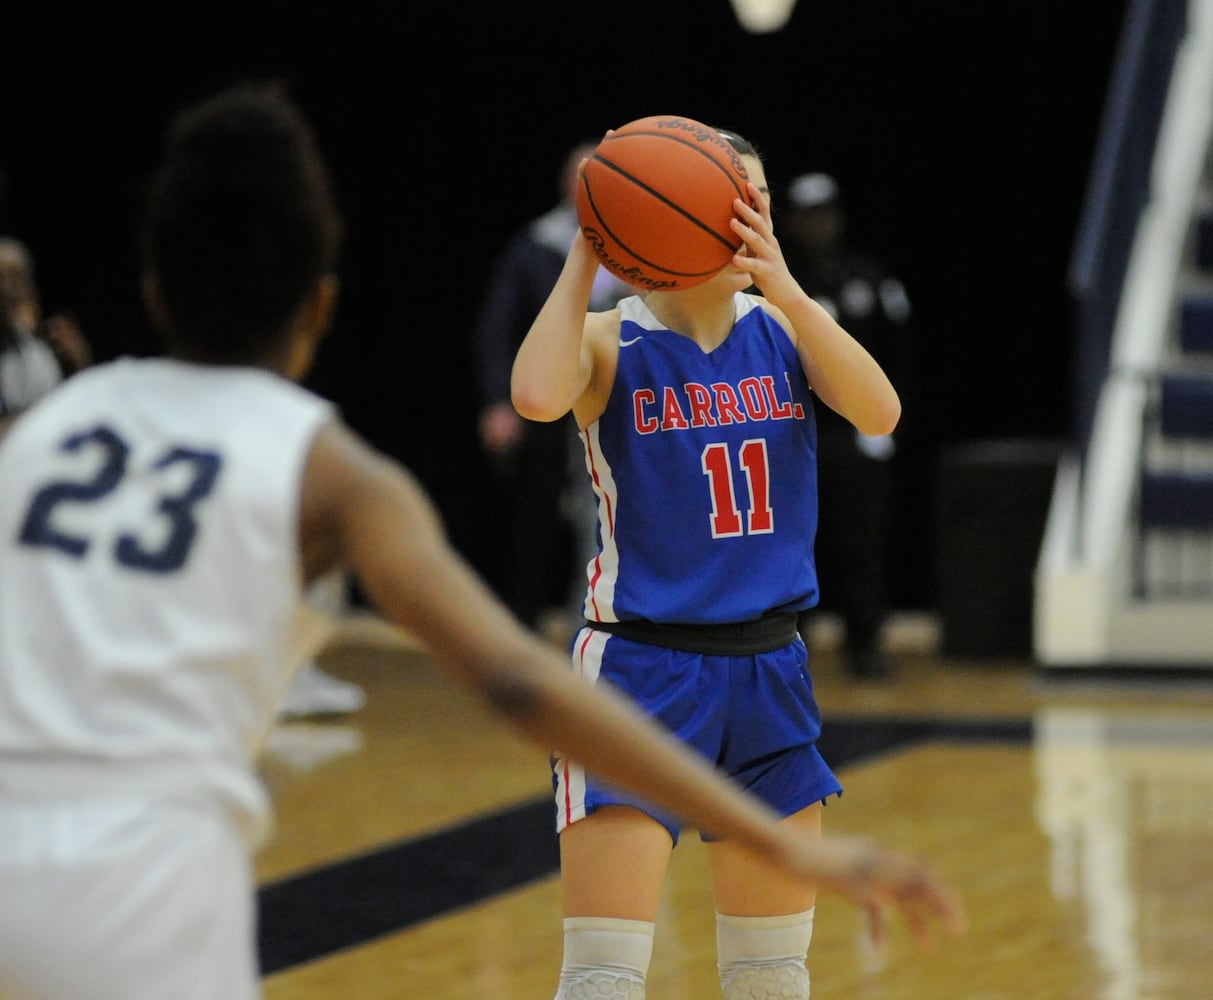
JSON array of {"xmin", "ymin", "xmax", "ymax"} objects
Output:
[
  {"xmin": 255, "ymin": 716, "xmax": 1031, "ymax": 976},
  {"xmin": 601, "ymin": 128, "xmax": 749, "ymax": 198},
  {"xmin": 582, "ymin": 176, "xmax": 735, "ymax": 278},
  {"xmin": 590, "ymin": 153, "xmax": 743, "ymax": 261}
]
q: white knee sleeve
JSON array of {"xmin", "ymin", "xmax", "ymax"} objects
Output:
[
  {"xmin": 554, "ymin": 916, "xmax": 655, "ymax": 1000},
  {"xmin": 716, "ymin": 908, "xmax": 815, "ymax": 1000}
]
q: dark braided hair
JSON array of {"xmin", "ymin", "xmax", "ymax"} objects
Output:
[{"xmin": 140, "ymin": 81, "xmax": 343, "ymax": 361}]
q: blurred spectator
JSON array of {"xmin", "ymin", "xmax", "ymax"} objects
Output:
[
  {"xmin": 0, "ymin": 236, "xmax": 91, "ymax": 418},
  {"xmin": 471, "ymin": 140, "xmax": 627, "ymax": 635},
  {"xmin": 780, "ymin": 173, "xmax": 921, "ymax": 680}
]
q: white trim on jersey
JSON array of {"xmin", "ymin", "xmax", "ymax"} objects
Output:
[
  {"xmin": 580, "ymin": 422, "xmax": 621, "ymax": 623},
  {"xmin": 553, "ymin": 627, "xmax": 610, "ymax": 834}
]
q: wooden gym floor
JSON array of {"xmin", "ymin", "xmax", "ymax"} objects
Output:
[{"xmin": 255, "ymin": 612, "xmax": 1213, "ymax": 1000}]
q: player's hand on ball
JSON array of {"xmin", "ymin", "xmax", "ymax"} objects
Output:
[{"xmin": 729, "ymin": 181, "xmax": 798, "ymax": 303}]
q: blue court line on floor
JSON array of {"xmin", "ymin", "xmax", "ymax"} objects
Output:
[{"xmin": 257, "ymin": 715, "xmax": 1031, "ymax": 974}]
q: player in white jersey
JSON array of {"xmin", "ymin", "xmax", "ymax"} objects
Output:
[{"xmin": 0, "ymin": 84, "xmax": 963, "ymax": 1000}]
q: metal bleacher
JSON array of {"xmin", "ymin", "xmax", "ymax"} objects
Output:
[
  {"xmin": 1035, "ymin": 0, "xmax": 1213, "ymax": 669},
  {"xmin": 1136, "ymin": 217, "xmax": 1213, "ymax": 599}
]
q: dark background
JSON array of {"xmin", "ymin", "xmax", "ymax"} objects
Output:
[{"xmin": 1, "ymin": 1, "xmax": 1128, "ymax": 608}]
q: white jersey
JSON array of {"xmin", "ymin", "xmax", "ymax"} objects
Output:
[{"xmin": 0, "ymin": 357, "xmax": 336, "ymax": 847}]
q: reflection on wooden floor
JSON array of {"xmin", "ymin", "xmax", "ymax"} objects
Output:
[{"xmin": 256, "ymin": 613, "xmax": 1213, "ymax": 1000}]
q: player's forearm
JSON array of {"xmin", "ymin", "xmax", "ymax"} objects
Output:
[
  {"xmin": 511, "ymin": 243, "xmax": 598, "ymax": 422},
  {"xmin": 785, "ymin": 295, "xmax": 901, "ymax": 436}
]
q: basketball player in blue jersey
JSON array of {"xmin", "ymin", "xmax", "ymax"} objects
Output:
[
  {"xmin": 513, "ymin": 128, "xmax": 911, "ymax": 999},
  {"xmin": 0, "ymin": 89, "xmax": 962, "ymax": 999}
]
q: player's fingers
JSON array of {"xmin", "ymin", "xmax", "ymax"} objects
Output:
[
  {"xmin": 729, "ymin": 213, "xmax": 773, "ymax": 258},
  {"xmin": 864, "ymin": 901, "xmax": 888, "ymax": 951},
  {"xmin": 860, "ymin": 849, "xmax": 967, "ymax": 944},
  {"xmin": 890, "ymin": 859, "xmax": 966, "ymax": 933},
  {"xmin": 746, "ymin": 179, "xmax": 772, "ymax": 218},
  {"xmin": 928, "ymin": 883, "xmax": 968, "ymax": 937},
  {"xmin": 895, "ymin": 880, "xmax": 967, "ymax": 946},
  {"xmin": 733, "ymin": 194, "xmax": 769, "ymax": 234},
  {"xmin": 898, "ymin": 896, "xmax": 939, "ymax": 949}
]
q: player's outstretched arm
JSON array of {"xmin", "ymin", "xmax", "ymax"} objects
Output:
[{"xmin": 300, "ymin": 420, "xmax": 967, "ymax": 947}]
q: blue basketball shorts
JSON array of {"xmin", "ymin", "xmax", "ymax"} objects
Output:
[{"xmin": 552, "ymin": 626, "xmax": 842, "ymax": 845}]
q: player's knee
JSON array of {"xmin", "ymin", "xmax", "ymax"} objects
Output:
[
  {"xmin": 716, "ymin": 908, "xmax": 814, "ymax": 1000},
  {"xmin": 554, "ymin": 916, "xmax": 654, "ymax": 1000}
]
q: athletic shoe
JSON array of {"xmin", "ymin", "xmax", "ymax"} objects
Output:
[{"xmin": 278, "ymin": 661, "xmax": 367, "ymax": 718}]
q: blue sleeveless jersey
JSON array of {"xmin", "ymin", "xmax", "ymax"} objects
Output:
[{"xmin": 578, "ymin": 292, "xmax": 820, "ymax": 625}]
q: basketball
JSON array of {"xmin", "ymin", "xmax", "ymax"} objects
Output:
[{"xmin": 575, "ymin": 115, "xmax": 755, "ymax": 291}]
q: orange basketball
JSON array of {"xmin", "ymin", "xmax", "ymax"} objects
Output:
[{"xmin": 575, "ymin": 115, "xmax": 755, "ymax": 291}]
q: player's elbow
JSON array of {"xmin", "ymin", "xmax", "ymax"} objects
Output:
[
  {"xmin": 871, "ymin": 395, "xmax": 901, "ymax": 437},
  {"xmin": 854, "ymin": 393, "xmax": 901, "ymax": 438},
  {"xmin": 510, "ymin": 379, "xmax": 567, "ymax": 424}
]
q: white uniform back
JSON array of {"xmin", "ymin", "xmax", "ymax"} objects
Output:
[
  {"xmin": 0, "ymin": 357, "xmax": 337, "ymax": 999},
  {"xmin": 0, "ymin": 356, "xmax": 335, "ymax": 847}
]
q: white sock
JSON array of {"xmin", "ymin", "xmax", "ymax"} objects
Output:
[
  {"xmin": 716, "ymin": 908, "xmax": 814, "ymax": 999},
  {"xmin": 553, "ymin": 916, "xmax": 654, "ymax": 1000}
]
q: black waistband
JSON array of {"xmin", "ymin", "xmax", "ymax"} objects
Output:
[{"xmin": 585, "ymin": 612, "xmax": 801, "ymax": 655}]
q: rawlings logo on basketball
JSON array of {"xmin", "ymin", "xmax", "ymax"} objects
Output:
[
  {"xmin": 576, "ymin": 115, "xmax": 753, "ymax": 292},
  {"xmin": 581, "ymin": 227, "xmax": 681, "ymax": 291},
  {"xmin": 652, "ymin": 117, "xmax": 751, "ymax": 183}
]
